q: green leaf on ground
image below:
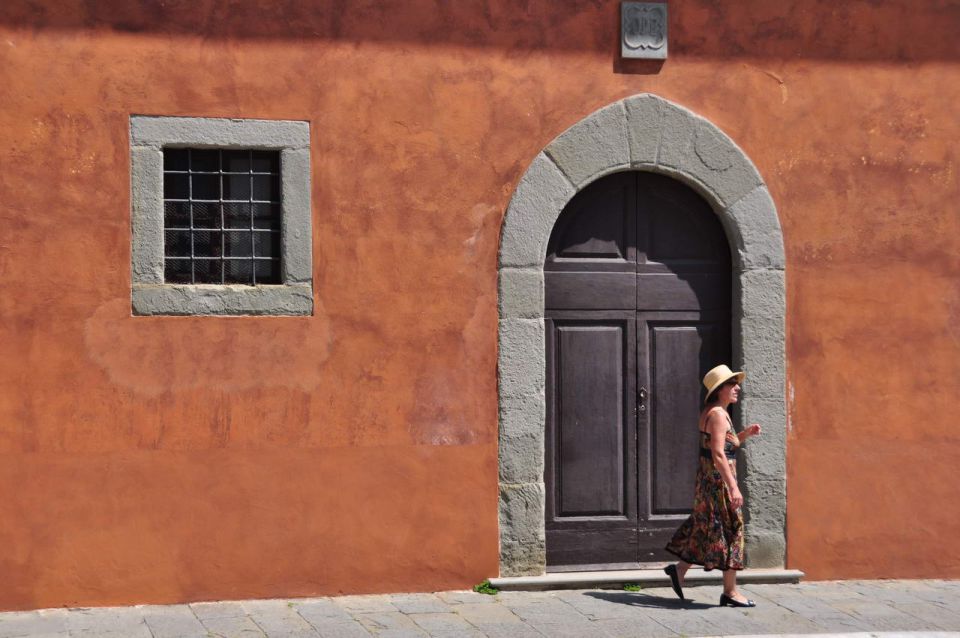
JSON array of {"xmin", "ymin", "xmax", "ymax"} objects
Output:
[{"xmin": 473, "ymin": 580, "xmax": 499, "ymax": 595}]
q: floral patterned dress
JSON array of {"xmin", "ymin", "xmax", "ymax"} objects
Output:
[{"xmin": 664, "ymin": 425, "xmax": 745, "ymax": 571}]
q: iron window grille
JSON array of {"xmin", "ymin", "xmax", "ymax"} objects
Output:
[{"xmin": 162, "ymin": 148, "xmax": 282, "ymax": 285}]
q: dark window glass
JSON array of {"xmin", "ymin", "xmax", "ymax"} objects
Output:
[
  {"xmin": 164, "ymin": 259, "xmax": 193, "ymax": 283},
  {"xmin": 192, "ymin": 173, "xmax": 220, "ymax": 200},
  {"xmin": 252, "ymin": 203, "xmax": 281, "ymax": 230},
  {"xmin": 164, "ymin": 149, "xmax": 189, "ymax": 171},
  {"xmin": 223, "ymin": 174, "xmax": 251, "ymax": 200},
  {"xmin": 251, "ymin": 151, "xmax": 278, "ymax": 173},
  {"xmin": 194, "ymin": 259, "xmax": 223, "ymax": 284},
  {"xmin": 192, "ymin": 202, "xmax": 220, "ymax": 229},
  {"xmin": 164, "ymin": 173, "xmax": 190, "ymax": 199},
  {"xmin": 252, "ymin": 174, "xmax": 280, "ymax": 201},
  {"xmin": 224, "ymin": 231, "xmax": 253, "ymax": 257},
  {"xmin": 253, "ymin": 231, "xmax": 281, "ymax": 258},
  {"xmin": 191, "ymin": 149, "xmax": 220, "ymax": 172},
  {"xmin": 255, "ymin": 259, "xmax": 281, "ymax": 284},
  {"xmin": 224, "ymin": 259, "xmax": 254, "ymax": 284},
  {"xmin": 164, "ymin": 202, "xmax": 191, "ymax": 227},
  {"xmin": 164, "ymin": 230, "xmax": 192, "ymax": 257},
  {"xmin": 222, "ymin": 150, "xmax": 251, "ymax": 173},
  {"xmin": 162, "ymin": 148, "xmax": 282, "ymax": 285},
  {"xmin": 193, "ymin": 231, "xmax": 223, "ymax": 257},
  {"xmin": 224, "ymin": 203, "xmax": 251, "ymax": 229}
]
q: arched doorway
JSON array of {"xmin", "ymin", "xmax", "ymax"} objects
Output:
[
  {"xmin": 498, "ymin": 94, "xmax": 786, "ymax": 577},
  {"xmin": 544, "ymin": 171, "xmax": 731, "ymax": 569}
]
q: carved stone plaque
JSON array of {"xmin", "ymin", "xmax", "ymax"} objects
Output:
[{"xmin": 621, "ymin": 2, "xmax": 668, "ymax": 59}]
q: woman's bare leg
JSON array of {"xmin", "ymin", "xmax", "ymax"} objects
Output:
[
  {"xmin": 722, "ymin": 570, "xmax": 747, "ymax": 601},
  {"xmin": 676, "ymin": 560, "xmax": 691, "ymax": 584}
]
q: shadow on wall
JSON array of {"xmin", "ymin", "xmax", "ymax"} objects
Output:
[{"xmin": 0, "ymin": 0, "xmax": 958, "ymax": 61}]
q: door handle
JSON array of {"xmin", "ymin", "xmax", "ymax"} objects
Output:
[{"xmin": 638, "ymin": 386, "xmax": 648, "ymax": 413}]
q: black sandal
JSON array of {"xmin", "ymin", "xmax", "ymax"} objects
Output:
[
  {"xmin": 719, "ymin": 593, "xmax": 756, "ymax": 607},
  {"xmin": 664, "ymin": 564, "xmax": 685, "ymax": 600}
]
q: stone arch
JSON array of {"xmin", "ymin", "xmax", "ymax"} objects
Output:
[{"xmin": 497, "ymin": 94, "xmax": 786, "ymax": 576}]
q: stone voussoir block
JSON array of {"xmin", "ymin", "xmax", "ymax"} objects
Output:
[
  {"xmin": 545, "ymin": 102, "xmax": 630, "ymax": 188},
  {"xmin": 498, "ymin": 318, "xmax": 545, "ymax": 399},
  {"xmin": 500, "ymin": 153, "xmax": 575, "ymax": 268},
  {"xmin": 623, "ymin": 94, "xmax": 663, "ymax": 166},
  {"xmin": 499, "ymin": 268, "xmax": 544, "ymax": 320},
  {"xmin": 681, "ymin": 120, "xmax": 763, "ymax": 209},
  {"xmin": 728, "ymin": 186, "xmax": 786, "ymax": 271},
  {"xmin": 655, "ymin": 101, "xmax": 697, "ymax": 170}
]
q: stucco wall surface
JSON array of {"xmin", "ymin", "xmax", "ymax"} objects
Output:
[{"xmin": 0, "ymin": 0, "xmax": 957, "ymax": 610}]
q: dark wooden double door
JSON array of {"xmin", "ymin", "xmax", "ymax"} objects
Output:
[{"xmin": 545, "ymin": 171, "xmax": 732, "ymax": 570}]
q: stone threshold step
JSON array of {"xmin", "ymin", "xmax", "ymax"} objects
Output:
[{"xmin": 490, "ymin": 568, "xmax": 804, "ymax": 591}]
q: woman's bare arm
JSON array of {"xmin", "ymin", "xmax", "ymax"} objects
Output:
[
  {"xmin": 706, "ymin": 409, "xmax": 743, "ymax": 508},
  {"xmin": 737, "ymin": 423, "xmax": 762, "ymax": 444}
]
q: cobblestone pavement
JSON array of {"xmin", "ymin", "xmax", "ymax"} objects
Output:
[{"xmin": 1, "ymin": 580, "xmax": 959, "ymax": 637}]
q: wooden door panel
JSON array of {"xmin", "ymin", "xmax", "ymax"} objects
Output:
[
  {"xmin": 545, "ymin": 313, "xmax": 638, "ymax": 568},
  {"xmin": 546, "ymin": 171, "xmax": 636, "ymax": 272},
  {"xmin": 556, "ymin": 324, "xmax": 625, "ymax": 516},
  {"xmin": 636, "ymin": 273, "xmax": 729, "ymax": 311},
  {"xmin": 545, "ymin": 272, "xmax": 636, "ymax": 310},
  {"xmin": 635, "ymin": 311, "xmax": 730, "ymax": 562},
  {"xmin": 546, "ymin": 529, "xmax": 638, "ymax": 568}
]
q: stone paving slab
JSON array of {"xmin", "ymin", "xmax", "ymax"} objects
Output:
[{"xmin": 0, "ymin": 580, "xmax": 959, "ymax": 637}]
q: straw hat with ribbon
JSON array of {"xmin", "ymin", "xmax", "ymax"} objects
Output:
[{"xmin": 702, "ymin": 364, "xmax": 745, "ymax": 404}]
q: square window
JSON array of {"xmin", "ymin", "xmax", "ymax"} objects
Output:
[{"xmin": 132, "ymin": 116, "xmax": 311, "ymax": 315}]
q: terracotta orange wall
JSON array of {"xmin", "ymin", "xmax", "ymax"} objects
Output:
[{"xmin": 0, "ymin": 0, "xmax": 957, "ymax": 610}]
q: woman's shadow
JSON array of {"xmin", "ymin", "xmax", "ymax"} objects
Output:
[{"xmin": 585, "ymin": 590, "xmax": 713, "ymax": 610}]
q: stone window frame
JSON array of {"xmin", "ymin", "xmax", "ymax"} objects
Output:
[
  {"xmin": 497, "ymin": 94, "xmax": 787, "ymax": 576},
  {"xmin": 130, "ymin": 115, "xmax": 312, "ymax": 316}
]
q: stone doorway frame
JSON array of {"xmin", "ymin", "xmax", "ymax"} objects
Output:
[{"xmin": 497, "ymin": 94, "xmax": 786, "ymax": 576}]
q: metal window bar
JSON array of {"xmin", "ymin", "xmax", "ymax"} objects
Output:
[{"xmin": 163, "ymin": 148, "xmax": 282, "ymax": 285}]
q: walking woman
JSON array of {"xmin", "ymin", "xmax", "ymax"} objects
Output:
[{"xmin": 663, "ymin": 365, "xmax": 762, "ymax": 607}]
